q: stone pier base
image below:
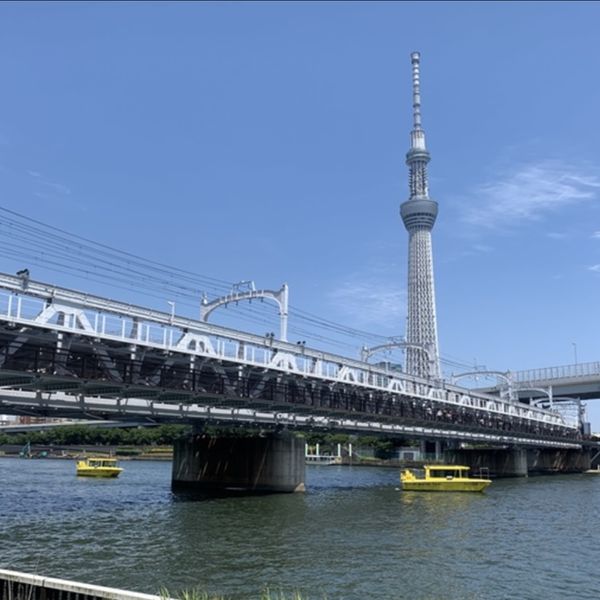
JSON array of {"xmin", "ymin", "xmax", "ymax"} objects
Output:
[{"xmin": 172, "ymin": 431, "xmax": 306, "ymax": 494}]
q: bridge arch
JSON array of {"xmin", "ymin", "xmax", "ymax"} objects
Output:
[
  {"xmin": 200, "ymin": 282, "xmax": 289, "ymax": 342},
  {"xmin": 451, "ymin": 370, "xmax": 516, "ymax": 401},
  {"xmin": 360, "ymin": 339, "xmax": 437, "ymax": 377}
]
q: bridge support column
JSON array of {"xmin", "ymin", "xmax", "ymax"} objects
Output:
[
  {"xmin": 420, "ymin": 440, "xmax": 443, "ymax": 460},
  {"xmin": 527, "ymin": 448, "xmax": 591, "ymax": 474},
  {"xmin": 448, "ymin": 447, "xmax": 528, "ymax": 477},
  {"xmin": 449, "ymin": 447, "xmax": 591, "ymax": 477},
  {"xmin": 172, "ymin": 431, "xmax": 306, "ymax": 494}
]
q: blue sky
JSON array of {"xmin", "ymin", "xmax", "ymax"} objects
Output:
[{"xmin": 1, "ymin": 2, "xmax": 600, "ymax": 425}]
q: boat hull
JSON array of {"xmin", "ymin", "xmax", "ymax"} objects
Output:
[
  {"xmin": 402, "ymin": 479, "xmax": 491, "ymax": 492},
  {"xmin": 76, "ymin": 458, "xmax": 123, "ymax": 478},
  {"xmin": 76, "ymin": 468, "xmax": 122, "ymax": 478}
]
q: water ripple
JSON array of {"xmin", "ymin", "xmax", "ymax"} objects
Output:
[{"xmin": 1, "ymin": 459, "xmax": 599, "ymax": 599}]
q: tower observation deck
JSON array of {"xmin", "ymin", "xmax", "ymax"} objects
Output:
[{"xmin": 400, "ymin": 52, "xmax": 441, "ymax": 379}]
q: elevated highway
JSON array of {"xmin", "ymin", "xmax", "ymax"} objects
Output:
[
  {"xmin": 511, "ymin": 362, "xmax": 600, "ymax": 401},
  {"xmin": 476, "ymin": 362, "xmax": 600, "ymax": 411}
]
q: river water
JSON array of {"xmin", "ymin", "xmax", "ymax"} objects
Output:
[{"xmin": 1, "ymin": 457, "xmax": 599, "ymax": 600}]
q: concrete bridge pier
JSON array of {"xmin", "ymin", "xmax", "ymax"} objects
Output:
[
  {"xmin": 447, "ymin": 447, "xmax": 591, "ymax": 477},
  {"xmin": 447, "ymin": 447, "xmax": 529, "ymax": 477},
  {"xmin": 172, "ymin": 430, "xmax": 306, "ymax": 494},
  {"xmin": 591, "ymin": 448, "xmax": 600, "ymax": 470},
  {"xmin": 421, "ymin": 439, "xmax": 443, "ymax": 460},
  {"xmin": 527, "ymin": 448, "xmax": 590, "ymax": 474}
]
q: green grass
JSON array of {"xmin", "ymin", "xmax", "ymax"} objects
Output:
[
  {"xmin": 160, "ymin": 588, "xmax": 221, "ymax": 600},
  {"xmin": 160, "ymin": 586, "xmax": 320, "ymax": 600}
]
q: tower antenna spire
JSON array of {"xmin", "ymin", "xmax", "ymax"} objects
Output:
[
  {"xmin": 411, "ymin": 51, "xmax": 422, "ymax": 131},
  {"xmin": 409, "ymin": 51, "xmax": 427, "ymax": 155}
]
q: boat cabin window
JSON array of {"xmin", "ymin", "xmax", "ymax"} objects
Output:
[
  {"xmin": 88, "ymin": 459, "xmax": 116, "ymax": 467},
  {"xmin": 429, "ymin": 469, "xmax": 463, "ymax": 479}
]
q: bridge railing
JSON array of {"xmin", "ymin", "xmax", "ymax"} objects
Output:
[
  {"xmin": 513, "ymin": 361, "xmax": 600, "ymax": 384},
  {"xmin": 0, "ymin": 272, "xmax": 424, "ymax": 386}
]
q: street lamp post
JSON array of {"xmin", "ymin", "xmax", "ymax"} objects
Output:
[{"xmin": 572, "ymin": 342, "xmax": 578, "ymax": 365}]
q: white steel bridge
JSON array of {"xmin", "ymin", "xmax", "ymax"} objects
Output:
[{"xmin": 0, "ymin": 272, "xmax": 582, "ymax": 449}]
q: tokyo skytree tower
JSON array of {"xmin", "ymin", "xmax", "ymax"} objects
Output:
[{"xmin": 400, "ymin": 52, "xmax": 441, "ymax": 379}]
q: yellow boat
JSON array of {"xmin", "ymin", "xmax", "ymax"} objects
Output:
[
  {"xmin": 76, "ymin": 457, "xmax": 123, "ymax": 478},
  {"xmin": 401, "ymin": 465, "xmax": 491, "ymax": 492}
]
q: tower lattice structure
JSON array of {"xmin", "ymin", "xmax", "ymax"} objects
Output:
[{"xmin": 400, "ymin": 52, "xmax": 441, "ymax": 379}]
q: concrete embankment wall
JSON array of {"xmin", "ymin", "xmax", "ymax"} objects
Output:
[{"xmin": 0, "ymin": 569, "xmax": 168, "ymax": 600}]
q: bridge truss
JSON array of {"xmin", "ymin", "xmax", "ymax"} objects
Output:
[{"xmin": 0, "ymin": 272, "xmax": 582, "ymax": 448}]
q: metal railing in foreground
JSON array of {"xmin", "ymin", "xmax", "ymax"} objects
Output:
[{"xmin": 0, "ymin": 568, "xmax": 168, "ymax": 600}]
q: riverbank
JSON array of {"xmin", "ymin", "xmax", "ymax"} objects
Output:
[
  {"xmin": 0, "ymin": 444, "xmax": 174, "ymax": 461},
  {"xmin": 0, "ymin": 444, "xmax": 432, "ymax": 467}
]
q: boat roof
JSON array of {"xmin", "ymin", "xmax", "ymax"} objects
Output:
[{"xmin": 425, "ymin": 465, "xmax": 470, "ymax": 470}]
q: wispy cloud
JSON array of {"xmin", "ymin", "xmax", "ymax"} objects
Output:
[
  {"xmin": 592, "ymin": 231, "xmax": 600, "ymax": 239},
  {"xmin": 547, "ymin": 232, "xmax": 568, "ymax": 240},
  {"xmin": 589, "ymin": 264, "xmax": 600, "ymax": 273},
  {"xmin": 27, "ymin": 169, "xmax": 71, "ymax": 196},
  {"xmin": 460, "ymin": 160, "xmax": 600, "ymax": 229},
  {"xmin": 43, "ymin": 181, "xmax": 71, "ymax": 195},
  {"xmin": 327, "ymin": 274, "xmax": 406, "ymax": 331}
]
